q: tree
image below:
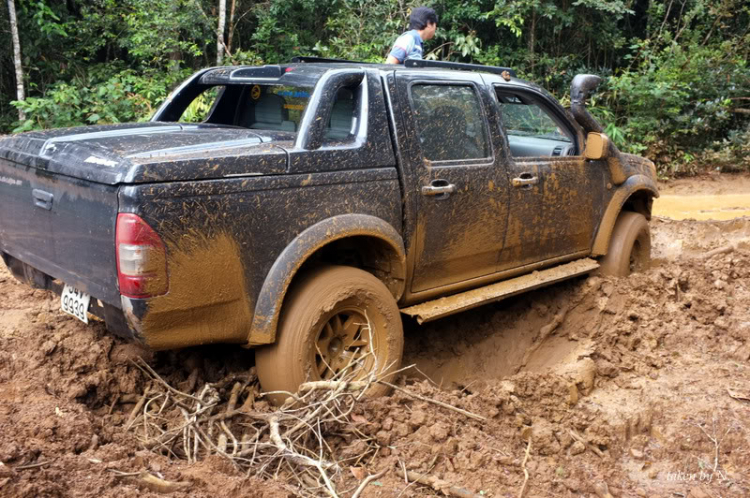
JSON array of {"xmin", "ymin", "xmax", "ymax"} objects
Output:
[
  {"xmin": 217, "ymin": 0, "xmax": 226, "ymax": 64},
  {"xmin": 7, "ymin": 0, "xmax": 25, "ymax": 120}
]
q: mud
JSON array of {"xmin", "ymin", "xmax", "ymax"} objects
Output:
[
  {"xmin": 1, "ymin": 176, "xmax": 750, "ymax": 497},
  {"xmin": 141, "ymin": 233, "xmax": 253, "ymax": 349},
  {"xmin": 654, "ymin": 172, "xmax": 750, "ymax": 220}
]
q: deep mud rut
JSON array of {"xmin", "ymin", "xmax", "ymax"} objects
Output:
[{"xmin": 1, "ymin": 175, "xmax": 750, "ymax": 498}]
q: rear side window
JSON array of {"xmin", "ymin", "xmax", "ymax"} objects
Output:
[
  {"xmin": 324, "ymin": 86, "xmax": 359, "ymax": 142},
  {"xmin": 410, "ymin": 84, "xmax": 490, "ymax": 162},
  {"xmin": 180, "ymin": 86, "xmax": 223, "ymax": 123}
]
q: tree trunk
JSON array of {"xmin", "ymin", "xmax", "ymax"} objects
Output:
[
  {"xmin": 528, "ymin": 9, "xmax": 536, "ymax": 76},
  {"xmin": 226, "ymin": 0, "xmax": 237, "ymax": 54},
  {"xmin": 7, "ymin": 0, "xmax": 26, "ymax": 120},
  {"xmin": 217, "ymin": 0, "xmax": 226, "ymax": 65}
]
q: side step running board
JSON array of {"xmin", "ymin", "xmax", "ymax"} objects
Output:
[{"xmin": 401, "ymin": 258, "xmax": 599, "ymax": 324}]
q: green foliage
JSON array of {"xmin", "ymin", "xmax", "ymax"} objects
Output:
[
  {"xmin": 1, "ymin": 0, "xmax": 748, "ymax": 175},
  {"xmin": 589, "ymin": 0, "xmax": 750, "ymax": 174},
  {"xmin": 180, "ymin": 87, "xmax": 221, "ymax": 123},
  {"xmin": 11, "ymin": 66, "xmax": 192, "ymax": 132}
]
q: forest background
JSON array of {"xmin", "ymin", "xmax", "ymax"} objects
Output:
[{"xmin": 0, "ymin": 0, "xmax": 748, "ymax": 176}]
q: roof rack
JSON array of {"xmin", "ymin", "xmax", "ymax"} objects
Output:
[
  {"xmin": 289, "ymin": 56, "xmax": 518, "ymax": 78},
  {"xmin": 404, "ymin": 59, "xmax": 516, "ymax": 78},
  {"xmin": 290, "ymin": 56, "xmax": 374, "ymax": 64}
]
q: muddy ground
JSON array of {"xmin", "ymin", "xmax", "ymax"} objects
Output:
[{"xmin": 1, "ymin": 174, "xmax": 749, "ymax": 498}]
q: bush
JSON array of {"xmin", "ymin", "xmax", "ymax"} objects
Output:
[{"xmin": 12, "ymin": 66, "xmax": 192, "ymax": 132}]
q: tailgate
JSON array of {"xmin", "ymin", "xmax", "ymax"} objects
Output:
[{"xmin": 0, "ymin": 158, "xmax": 121, "ymax": 306}]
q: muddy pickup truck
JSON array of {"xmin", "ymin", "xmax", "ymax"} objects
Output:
[{"xmin": 0, "ymin": 58, "xmax": 658, "ymax": 401}]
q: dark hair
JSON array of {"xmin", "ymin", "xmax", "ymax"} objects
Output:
[{"xmin": 409, "ymin": 7, "xmax": 438, "ymax": 30}]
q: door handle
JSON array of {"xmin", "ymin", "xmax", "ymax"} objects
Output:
[
  {"xmin": 512, "ymin": 173, "xmax": 539, "ymax": 188},
  {"xmin": 421, "ymin": 179, "xmax": 456, "ymax": 197},
  {"xmin": 32, "ymin": 189, "xmax": 54, "ymax": 210}
]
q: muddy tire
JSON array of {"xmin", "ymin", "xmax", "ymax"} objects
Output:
[
  {"xmin": 255, "ymin": 265, "xmax": 404, "ymax": 405},
  {"xmin": 599, "ymin": 211, "xmax": 651, "ymax": 276}
]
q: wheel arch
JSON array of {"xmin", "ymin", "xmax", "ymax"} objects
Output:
[
  {"xmin": 247, "ymin": 214, "xmax": 406, "ymax": 346},
  {"xmin": 592, "ymin": 175, "xmax": 659, "ymax": 256}
]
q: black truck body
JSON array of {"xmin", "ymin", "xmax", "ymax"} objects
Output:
[{"xmin": 0, "ymin": 60, "xmax": 658, "ymax": 381}]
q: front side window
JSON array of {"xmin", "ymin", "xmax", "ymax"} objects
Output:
[
  {"xmin": 410, "ymin": 84, "xmax": 490, "ymax": 162},
  {"xmin": 496, "ymin": 91, "xmax": 575, "ymax": 157}
]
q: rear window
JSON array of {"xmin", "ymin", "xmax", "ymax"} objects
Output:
[
  {"xmin": 178, "ymin": 84, "xmax": 313, "ymax": 133},
  {"xmin": 237, "ymin": 85, "xmax": 311, "ymax": 132}
]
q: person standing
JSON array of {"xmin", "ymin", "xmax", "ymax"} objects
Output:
[{"xmin": 385, "ymin": 7, "xmax": 438, "ymax": 64}]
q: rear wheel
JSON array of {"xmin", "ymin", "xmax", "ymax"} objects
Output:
[
  {"xmin": 255, "ymin": 265, "xmax": 404, "ymax": 405},
  {"xmin": 599, "ymin": 211, "xmax": 651, "ymax": 276}
]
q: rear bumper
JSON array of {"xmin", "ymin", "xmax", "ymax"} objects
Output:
[
  {"xmin": 2, "ymin": 251, "xmax": 253, "ymax": 351},
  {"xmin": 2, "ymin": 252, "xmax": 137, "ymax": 342}
]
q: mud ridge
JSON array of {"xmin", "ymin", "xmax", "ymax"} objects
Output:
[{"xmin": 1, "ymin": 217, "xmax": 749, "ymax": 497}]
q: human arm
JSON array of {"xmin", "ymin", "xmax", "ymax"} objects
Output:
[{"xmin": 386, "ymin": 32, "xmax": 413, "ymax": 64}]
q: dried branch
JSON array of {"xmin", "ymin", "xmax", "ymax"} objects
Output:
[
  {"xmin": 518, "ymin": 438, "xmax": 532, "ymax": 498},
  {"xmin": 352, "ymin": 469, "xmax": 388, "ymax": 498},
  {"xmin": 123, "ymin": 312, "xmax": 485, "ymax": 497},
  {"xmin": 379, "ymin": 381, "xmax": 486, "ymax": 422}
]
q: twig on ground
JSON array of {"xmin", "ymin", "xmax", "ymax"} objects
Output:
[
  {"xmin": 269, "ymin": 416, "xmax": 337, "ymax": 470},
  {"xmin": 14, "ymin": 460, "xmax": 54, "ymax": 470},
  {"xmin": 136, "ymin": 472, "xmax": 191, "ymax": 493},
  {"xmin": 569, "ymin": 429, "xmax": 605, "ymax": 458},
  {"xmin": 130, "ymin": 358, "xmax": 207, "ymax": 403},
  {"xmin": 125, "ymin": 383, "xmax": 151, "ymax": 430},
  {"xmin": 518, "ymin": 438, "xmax": 532, "ymax": 498},
  {"xmin": 298, "ymin": 380, "xmax": 369, "ymax": 393},
  {"xmin": 351, "ymin": 469, "xmax": 387, "ymax": 498},
  {"xmin": 692, "ymin": 419, "xmax": 732, "ymax": 474},
  {"xmin": 107, "ymin": 394, "xmax": 119, "ymax": 415},
  {"xmin": 699, "ymin": 244, "xmax": 735, "ymax": 260},
  {"xmin": 108, "ymin": 469, "xmax": 143, "ymax": 477},
  {"xmin": 379, "ymin": 381, "xmax": 486, "ymax": 422}
]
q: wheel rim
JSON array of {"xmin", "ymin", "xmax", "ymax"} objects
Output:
[{"xmin": 313, "ymin": 307, "xmax": 376, "ymax": 380}]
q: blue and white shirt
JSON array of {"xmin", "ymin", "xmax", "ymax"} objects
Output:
[{"xmin": 389, "ymin": 30, "xmax": 423, "ymax": 63}]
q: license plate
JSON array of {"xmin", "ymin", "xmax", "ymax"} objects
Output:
[{"xmin": 61, "ymin": 284, "xmax": 91, "ymax": 324}]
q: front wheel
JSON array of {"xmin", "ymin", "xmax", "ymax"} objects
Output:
[
  {"xmin": 599, "ymin": 211, "xmax": 651, "ymax": 277},
  {"xmin": 255, "ymin": 265, "xmax": 404, "ymax": 405}
]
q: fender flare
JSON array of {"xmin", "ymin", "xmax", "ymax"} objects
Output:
[
  {"xmin": 247, "ymin": 214, "xmax": 406, "ymax": 346},
  {"xmin": 592, "ymin": 175, "xmax": 659, "ymax": 256}
]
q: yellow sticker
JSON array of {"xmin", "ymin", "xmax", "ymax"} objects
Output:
[{"xmin": 251, "ymin": 85, "xmax": 261, "ymax": 100}]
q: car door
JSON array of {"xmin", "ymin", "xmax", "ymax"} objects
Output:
[
  {"xmin": 395, "ymin": 72, "xmax": 511, "ymax": 293},
  {"xmin": 492, "ymin": 86, "xmax": 606, "ymax": 271}
]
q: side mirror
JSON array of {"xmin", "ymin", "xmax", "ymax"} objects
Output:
[{"xmin": 584, "ymin": 132, "xmax": 610, "ymax": 160}]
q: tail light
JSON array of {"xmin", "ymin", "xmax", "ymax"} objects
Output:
[{"xmin": 116, "ymin": 213, "xmax": 168, "ymax": 298}]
